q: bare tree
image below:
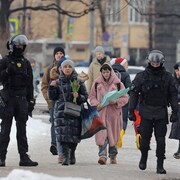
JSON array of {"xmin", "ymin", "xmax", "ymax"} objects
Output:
[{"xmin": 0, "ymin": 0, "xmax": 95, "ymax": 55}]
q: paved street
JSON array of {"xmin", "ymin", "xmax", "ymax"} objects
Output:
[{"xmin": 0, "ymin": 96, "xmax": 180, "ymax": 180}]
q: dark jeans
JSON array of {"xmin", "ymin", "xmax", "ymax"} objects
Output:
[
  {"xmin": 0, "ymin": 97, "xmax": 28, "ymax": 159},
  {"xmin": 140, "ymin": 118, "xmax": 167, "ymax": 159},
  {"xmin": 49, "ymin": 107, "xmax": 56, "ymax": 146}
]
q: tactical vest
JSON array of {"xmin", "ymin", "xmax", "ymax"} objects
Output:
[
  {"xmin": 5, "ymin": 57, "xmax": 29, "ymax": 95},
  {"xmin": 141, "ymin": 71, "xmax": 170, "ymax": 106}
]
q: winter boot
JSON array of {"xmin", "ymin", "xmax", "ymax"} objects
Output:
[
  {"xmin": 98, "ymin": 157, "xmax": 107, "ymax": 165},
  {"xmin": 62, "ymin": 146, "xmax": 70, "ymax": 166},
  {"xmin": 19, "ymin": 154, "xmax": 38, "ymax": 166},
  {"xmin": 0, "ymin": 159, "xmax": 5, "ymax": 167},
  {"xmin": 70, "ymin": 150, "xmax": 76, "ymax": 165},
  {"xmin": 173, "ymin": 142, "xmax": 180, "ymax": 159},
  {"xmin": 110, "ymin": 157, "xmax": 117, "ymax": 164},
  {"xmin": 50, "ymin": 144, "xmax": 57, "ymax": 155},
  {"xmin": 139, "ymin": 152, "xmax": 148, "ymax": 170},
  {"xmin": 156, "ymin": 159, "xmax": 166, "ymax": 174},
  {"xmin": 0, "ymin": 155, "xmax": 6, "ymax": 167}
]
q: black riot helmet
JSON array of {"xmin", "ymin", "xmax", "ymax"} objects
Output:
[
  {"xmin": 6, "ymin": 34, "xmax": 28, "ymax": 52},
  {"xmin": 147, "ymin": 50, "xmax": 165, "ymax": 65}
]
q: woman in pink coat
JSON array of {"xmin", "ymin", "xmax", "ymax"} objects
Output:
[{"xmin": 89, "ymin": 63, "xmax": 129, "ymax": 165}]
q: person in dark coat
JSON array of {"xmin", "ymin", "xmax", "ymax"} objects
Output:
[
  {"xmin": 128, "ymin": 50, "xmax": 178, "ymax": 174},
  {"xmin": 169, "ymin": 62, "xmax": 180, "ymax": 159},
  {"xmin": 48, "ymin": 59, "xmax": 88, "ymax": 166}
]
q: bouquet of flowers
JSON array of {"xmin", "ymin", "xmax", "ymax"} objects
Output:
[{"xmin": 70, "ymin": 79, "xmax": 80, "ymax": 104}]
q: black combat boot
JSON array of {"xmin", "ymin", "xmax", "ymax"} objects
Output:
[
  {"xmin": 139, "ymin": 151, "xmax": 148, "ymax": 170},
  {"xmin": 19, "ymin": 154, "xmax": 38, "ymax": 166},
  {"xmin": 70, "ymin": 150, "xmax": 76, "ymax": 165},
  {"xmin": 156, "ymin": 158, "xmax": 166, "ymax": 174},
  {"xmin": 0, "ymin": 159, "xmax": 5, "ymax": 167},
  {"xmin": 0, "ymin": 155, "xmax": 6, "ymax": 167},
  {"xmin": 62, "ymin": 146, "xmax": 70, "ymax": 166}
]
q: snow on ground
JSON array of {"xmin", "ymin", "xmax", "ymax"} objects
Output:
[{"xmin": 0, "ymin": 169, "xmax": 92, "ymax": 180}]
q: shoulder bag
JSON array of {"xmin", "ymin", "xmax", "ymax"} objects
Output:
[{"xmin": 61, "ymin": 81, "xmax": 81, "ymax": 117}]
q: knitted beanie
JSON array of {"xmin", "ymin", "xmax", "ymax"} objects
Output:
[
  {"xmin": 61, "ymin": 59, "xmax": 74, "ymax": 69},
  {"xmin": 174, "ymin": 62, "xmax": 180, "ymax": 70},
  {"xmin": 53, "ymin": 47, "xmax": 65, "ymax": 57},
  {"xmin": 94, "ymin": 46, "xmax": 104, "ymax": 54}
]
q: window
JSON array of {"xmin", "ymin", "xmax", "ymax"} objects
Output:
[
  {"xmin": 129, "ymin": 1, "xmax": 147, "ymax": 24},
  {"xmin": 129, "ymin": 48, "xmax": 148, "ymax": 66},
  {"xmin": 107, "ymin": 0, "xmax": 121, "ymax": 23}
]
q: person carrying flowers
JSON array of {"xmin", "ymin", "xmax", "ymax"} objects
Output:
[{"xmin": 48, "ymin": 59, "xmax": 88, "ymax": 166}]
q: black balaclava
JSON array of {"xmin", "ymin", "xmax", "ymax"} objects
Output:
[
  {"xmin": 12, "ymin": 46, "xmax": 24, "ymax": 58},
  {"xmin": 148, "ymin": 63, "xmax": 163, "ymax": 74}
]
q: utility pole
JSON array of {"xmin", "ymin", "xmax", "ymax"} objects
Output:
[
  {"xmin": 89, "ymin": 0, "xmax": 94, "ymax": 53},
  {"xmin": 22, "ymin": 0, "xmax": 27, "ymax": 34},
  {"xmin": 56, "ymin": 0, "xmax": 62, "ymax": 38},
  {"xmin": 148, "ymin": 0, "xmax": 153, "ymax": 51}
]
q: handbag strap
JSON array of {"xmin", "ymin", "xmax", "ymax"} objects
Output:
[{"xmin": 59, "ymin": 80, "xmax": 66, "ymax": 102}]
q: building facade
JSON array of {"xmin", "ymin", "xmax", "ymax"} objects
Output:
[{"xmin": 11, "ymin": 0, "xmax": 149, "ymax": 66}]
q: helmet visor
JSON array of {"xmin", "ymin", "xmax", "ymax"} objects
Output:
[
  {"xmin": 12, "ymin": 35, "xmax": 28, "ymax": 46},
  {"xmin": 148, "ymin": 52, "xmax": 164, "ymax": 63}
]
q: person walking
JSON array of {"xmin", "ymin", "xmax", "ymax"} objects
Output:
[
  {"xmin": 0, "ymin": 34, "xmax": 38, "ymax": 167},
  {"xmin": 110, "ymin": 58, "xmax": 132, "ymax": 147},
  {"xmin": 49, "ymin": 55, "xmax": 66, "ymax": 163},
  {"xmin": 41, "ymin": 46, "xmax": 65, "ymax": 156},
  {"xmin": 169, "ymin": 62, "xmax": 180, "ymax": 159},
  {"xmin": 128, "ymin": 50, "xmax": 178, "ymax": 174},
  {"xmin": 89, "ymin": 63, "xmax": 129, "ymax": 165},
  {"xmin": 86, "ymin": 46, "xmax": 111, "ymax": 93},
  {"xmin": 48, "ymin": 59, "xmax": 88, "ymax": 166}
]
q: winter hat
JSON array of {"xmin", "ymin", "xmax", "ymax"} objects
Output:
[
  {"xmin": 61, "ymin": 59, "xmax": 74, "ymax": 69},
  {"xmin": 57, "ymin": 56, "xmax": 66, "ymax": 69},
  {"xmin": 94, "ymin": 46, "xmax": 104, "ymax": 54},
  {"xmin": 174, "ymin": 62, "xmax": 180, "ymax": 70},
  {"xmin": 110, "ymin": 57, "xmax": 127, "ymax": 66},
  {"xmin": 53, "ymin": 47, "xmax": 65, "ymax": 57}
]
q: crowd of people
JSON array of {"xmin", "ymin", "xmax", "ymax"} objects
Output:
[{"xmin": 0, "ymin": 34, "xmax": 179, "ymax": 175}]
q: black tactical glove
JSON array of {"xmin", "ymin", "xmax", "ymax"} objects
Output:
[
  {"xmin": 170, "ymin": 112, "xmax": 178, "ymax": 123},
  {"xmin": 128, "ymin": 110, "xmax": 136, "ymax": 121},
  {"xmin": 28, "ymin": 99, "xmax": 36, "ymax": 114},
  {"xmin": 6, "ymin": 64, "xmax": 16, "ymax": 74},
  {"xmin": 35, "ymin": 80, "xmax": 40, "ymax": 85}
]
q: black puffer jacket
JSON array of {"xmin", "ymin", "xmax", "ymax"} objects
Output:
[{"xmin": 48, "ymin": 70, "xmax": 88, "ymax": 143}]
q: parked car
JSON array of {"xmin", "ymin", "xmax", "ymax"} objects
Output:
[{"xmin": 128, "ymin": 66, "xmax": 145, "ymax": 81}]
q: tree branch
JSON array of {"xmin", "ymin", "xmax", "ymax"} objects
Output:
[{"xmin": 9, "ymin": 3, "xmax": 91, "ymax": 18}]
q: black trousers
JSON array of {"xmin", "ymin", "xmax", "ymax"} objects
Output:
[
  {"xmin": 140, "ymin": 118, "xmax": 167, "ymax": 159},
  {"xmin": 0, "ymin": 96, "xmax": 28, "ymax": 159}
]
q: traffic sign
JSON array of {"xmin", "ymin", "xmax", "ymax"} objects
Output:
[{"xmin": 9, "ymin": 18, "xmax": 19, "ymax": 36}]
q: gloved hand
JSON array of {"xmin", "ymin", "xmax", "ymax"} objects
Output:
[
  {"xmin": 6, "ymin": 64, "xmax": 16, "ymax": 74},
  {"xmin": 28, "ymin": 99, "xmax": 36, "ymax": 113},
  {"xmin": 170, "ymin": 113, "xmax": 178, "ymax": 123},
  {"xmin": 128, "ymin": 110, "xmax": 136, "ymax": 121},
  {"xmin": 35, "ymin": 80, "xmax": 40, "ymax": 85}
]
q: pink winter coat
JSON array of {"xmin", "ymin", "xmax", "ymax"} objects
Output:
[{"xmin": 89, "ymin": 66, "xmax": 129, "ymax": 147}]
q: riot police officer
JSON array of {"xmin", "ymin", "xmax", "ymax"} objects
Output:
[
  {"xmin": 128, "ymin": 50, "xmax": 178, "ymax": 174},
  {"xmin": 0, "ymin": 35, "xmax": 38, "ymax": 167}
]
